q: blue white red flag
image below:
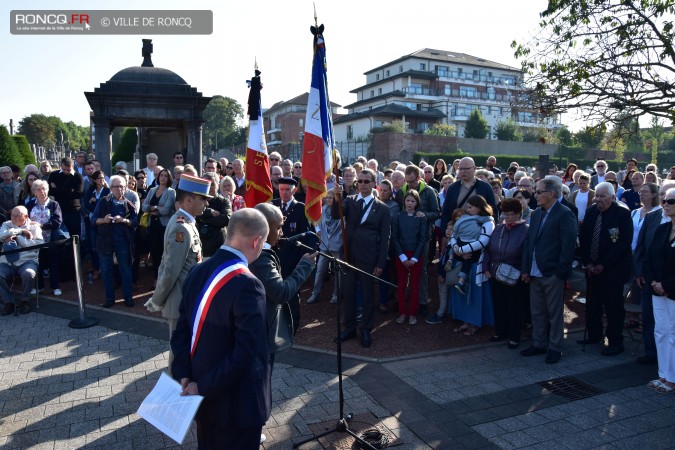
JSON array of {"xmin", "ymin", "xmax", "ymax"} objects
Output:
[{"xmin": 302, "ymin": 25, "xmax": 335, "ymax": 224}]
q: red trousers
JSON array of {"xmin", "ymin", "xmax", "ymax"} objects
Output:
[{"xmin": 395, "ymin": 251, "xmax": 422, "ymax": 316}]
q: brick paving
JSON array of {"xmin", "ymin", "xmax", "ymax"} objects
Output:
[{"xmin": 1, "ymin": 299, "xmax": 674, "ymax": 449}]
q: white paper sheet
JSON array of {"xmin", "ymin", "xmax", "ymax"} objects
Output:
[{"xmin": 137, "ymin": 372, "xmax": 204, "ymax": 445}]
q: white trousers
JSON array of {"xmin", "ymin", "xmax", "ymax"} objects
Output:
[{"xmin": 652, "ymin": 295, "xmax": 675, "ymax": 381}]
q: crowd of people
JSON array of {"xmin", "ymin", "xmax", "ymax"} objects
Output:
[{"xmin": 1, "ymin": 149, "xmax": 674, "ymax": 445}]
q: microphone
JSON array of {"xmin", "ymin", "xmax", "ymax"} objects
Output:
[{"xmin": 277, "ymin": 231, "xmax": 315, "ymax": 248}]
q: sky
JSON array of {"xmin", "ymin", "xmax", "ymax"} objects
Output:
[{"xmin": 1, "ymin": 0, "xmax": 561, "ymax": 131}]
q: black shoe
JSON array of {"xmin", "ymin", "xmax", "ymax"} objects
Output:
[
  {"xmin": 454, "ymin": 283, "xmax": 467, "ymax": 295},
  {"xmin": 418, "ymin": 304, "xmax": 428, "ymax": 317},
  {"xmin": 1, "ymin": 303, "xmax": 15, "ymax": 316},
  {"xmin": 334, "ymin": 329, "xmax": 356, "ymax": 343},
  {"xmin": 520, "ymin": 345, "xmax": 547, "ymax": 357},
  {"xmin": 124, "ymin": 299, "xmax": 135, "ymax": 307},
  {"xmin": 601, "ymin": 344, "xmax": 624, "ymax": 356},
  {"xmin": 360, "ymin": 329, "xmax": 372, "ymax": 348},
  {"xmin": 636, "ymin": 355, "xmax": 658, "ymax": 365},
  {"xmin": 489, "ymin": 336, "xmax": 506, "ymax": 342},
  {"xmin": 577, "ymin": 338, "xmax": 602, "ymax": 345},
  {"xmin": 102, "ymin": 301, "xmax": 114, "ymax": 308},
  {"xmin": 546, "ymin": 350, "xmax": 562, "ymax": 364}
]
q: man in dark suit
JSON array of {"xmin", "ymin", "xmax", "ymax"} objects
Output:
[
  {"xmin": 545, "ymin": 175, "xmax": 579, "ymax": 219},
  {"xmin": 579, "ymin": 183, "xmax": 633, "ymax": 355},
  {"xmin": 272, "ymin": 177, "xmax": 312, "ymax": 333},
  {"xmin": 171, "ymin": 208, "xmax": 271, "ymax": 449},
  {"xmin": 333, "ymin": 168, "xmax": 390, "ymax": 348},
  {"xmin": 633, "ymin": 181, "xmax": 675, "ymax": 364},
  {"xmin": 521, "ymin": 177, "xmax": 577, "ymax": 364},
  {"xmin": 441, "ymin": 156, "xmax": 497, "ymax": 232},
  {"xmin": 250, "ymin": 203, "xmax": 316, "ymax": 370}
]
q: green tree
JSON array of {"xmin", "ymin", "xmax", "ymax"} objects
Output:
[
  {"xmin": 556, "ymin": 127, "xmax": 574, "ymax": 146},
  {"xmin": 0, "ymin": 126, "xmax": 22, "ymax": 167},
  {"xmin": 203, "ymin": 95, "xmax": 245, "ymax": 151},
  {"xmin": 111, "ymin": 128, "xmax": 137, "ymax": 165},
  {"xmin": 425, "ymin": 123, "xmax": 457, "ymax": 137},
  {"xmin": 463, "ymin": 109, "xmax": 488, "ymax": 139},
  {"xmin": 371, "ymin": 119, "xmax": 407, "ymax": 134},
  {"xmin": 495, "ymin": 119, "xmax": 522, "ymax": 141},
  {"xmin": 575, "ymin": 124, "xmax": 606, "ymax": 149},
  {"xmin": 512, "ymin": 0, "xmax": 675, "ymax": 124},
  {"xmin": 12, "ymin": 135, "xmax": 35, "ymax": 168},
  {"xmin": 18, "ymin": 114, "xmax": 56, "ymax": 147}
]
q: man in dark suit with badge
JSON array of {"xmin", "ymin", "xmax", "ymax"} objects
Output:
[
  {"xmin": 171, "ymin": 208, "xmax": 271, "ymax": 449},
  {"xmin": 333, "ymin": 168, "xmax": 390, "ymax": 348},
  {"xmin": 521, "ymin": 177, "xmax": 577, "ymax": 364},
  {"xmin": 273, "ymin": 177, "xmax": 312, "ymax": 333},
  {"xmin": 579, "ymin": 182, "xmax": 633, "ymax": 356}
]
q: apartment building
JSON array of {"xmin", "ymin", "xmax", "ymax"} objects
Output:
[
  {"xmin": 333, "ymin": 48, "xmax": 562, "ymax": 141},
  {"xmin": 263, "ymin": 92, "xmax": 341, "ymax": 148}
]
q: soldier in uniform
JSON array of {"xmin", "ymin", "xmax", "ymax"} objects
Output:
[
  {"xmin": 144, "ymin": 174, "xmax": 211, "ymax": 372},
  {"xmin": 272, "ymin": 177, "xmax": 314, "ymax": 333}
]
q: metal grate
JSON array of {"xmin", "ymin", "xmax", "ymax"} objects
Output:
[{"xmin": 538, "ymin": 376, "xmax": 605, "ymax": 400}]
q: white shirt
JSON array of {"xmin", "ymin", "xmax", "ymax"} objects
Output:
[
  {"xmin": 575, "ymin": 191, "xmax": 590, "ymax": 222},
  {"xmin": 355, "ymin": 193, "xmax": 375, "ymax": 224}
]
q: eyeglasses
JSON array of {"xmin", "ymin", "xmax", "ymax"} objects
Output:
[
  {"xmin": 517, "ymin": 184, "xmax": 532, "ymax": 188},
  {"xmin": 226, "ymin": 166, "xmax": 233, "ymax": 170},
  {"xmin": 596, "ymin": 165, "xmax": 606, "ymax": 168},
  {"xmin": 111, "ymin": 185, "xmax": 125, "ymax": 189},
  {"xmin": 269, "ymin": 158, "xmax": 279, "ymax": 161},
  {"xmin": 174, "ymin": 156, "xmax": 183, "ymax": 159},
  {"xmin": 458, "ymin": 167, "xmax": 474, "ymax": 171},
  {"xmin": 664, "ymin": 198, "xmax": 675, "ymax": 205},
  {"xmin": 535, "ymin": 190, "xmax": 550, "ymax": 195},
  {"xmin": 294, "ymin": 165, "xmax": 302, "ymax": 169},
  {"xmin": 357, "ymin": 179, "xmax": 372, "ymax": 184}
]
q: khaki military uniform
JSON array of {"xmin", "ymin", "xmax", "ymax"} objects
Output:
[{"xmin": 152, "ymin": 209, "xmax": 202, "ymax": 323}]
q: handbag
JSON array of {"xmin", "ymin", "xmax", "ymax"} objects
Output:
[
  {"xmin": 139, "ymin": 212, "xmax": 151, "ymax": 228},
  {"xmin": 495, "ymin": 263, "xmax": 520, "ymax": 286},
  {"xmin": 494, "ymin": 225, "xmax": 520, "ymax": 286}
]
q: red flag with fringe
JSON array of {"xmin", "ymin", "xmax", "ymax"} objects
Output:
[{"xmin": 244, "ymin": 69, "xmax": 272, "ymax": 207}]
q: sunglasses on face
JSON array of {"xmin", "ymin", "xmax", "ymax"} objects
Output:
[
  {"xmin": 535, "ymin": 190, "xmax": 550, "ymax": 195},
  {"xmin": 665, "ymin": 198, "xmax": 675, "ymax": 205},
  {"xmin": 357, "ymin": 179, "xmax": 372, "ymax": 184}
]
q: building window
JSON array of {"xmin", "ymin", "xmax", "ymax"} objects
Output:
[
  {"xmin": 376, "ymin": 74, "xmax": 380, "ymax": 80},
  {"xmin": 444, "ymin": 85, "xmax": 451, "ymax": 96},
  {"xmin": 378, "ymin": 88, "xmax": 382, "ymax": 95},
  {"xmin": 420, "ymin": 63, "xmax": 426, "ymax": 71},
  {"xmin": 459, "ymin": 86, "xmax": 477, "ymax": 98},
  {"xmin": 399, "ymin": 65, "xmax": 403, "ymax": 73},
  {"xmin": 370, "ymin": 90, "xmax": 374, "ymax": 98},
  {"xmin": 299, "ymin": 118, "xmax": 304, "ymax": 127},
  {"xmin": 386, "ymin": 70, "xmax": 390, "ymax": 77},
  {"xmin": 347, "ymin": 125, "xmax": 353, "ymax": 140}
]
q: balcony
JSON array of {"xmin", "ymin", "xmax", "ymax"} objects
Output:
[
  {"xmin": 402, "ymin": 86, "xmax": 513, "ymax": 104},
  {"xmin": 267, "ymin": 127, "xmax": 282, "ymax": 135},
  {"xmin": 435, "ymin": 68, "xmax": 519, "ymax": 86}
]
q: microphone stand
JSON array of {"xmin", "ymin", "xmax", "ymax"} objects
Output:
[{"xmin": 291, "ymin": 239, "xmax": 395, "ymax": 449}]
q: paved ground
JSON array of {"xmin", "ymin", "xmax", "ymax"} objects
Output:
[{"xmin": 1, "ymin": 299, "xmax": 674, "ymax": 449}]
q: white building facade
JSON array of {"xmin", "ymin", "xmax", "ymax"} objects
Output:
[{"xmin": 334, "ymin": 48, "xmax": 562, "ymax": 141}]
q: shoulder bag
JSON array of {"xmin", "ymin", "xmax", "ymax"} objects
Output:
[{"xmin": 494, "ymin": 226, "xmax": 520, "ymax": 286}]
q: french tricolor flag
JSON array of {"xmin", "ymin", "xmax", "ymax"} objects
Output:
[{"xmin": 302, "ymin": 26, "xmax": 335, "ymax": 224}]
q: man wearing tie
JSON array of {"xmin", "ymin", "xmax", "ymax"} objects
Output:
[
  {"xmin": 579, "ymin": 182, "xmax": 633, "ymax": 356},
  {"xmin": 272, "ymin": 177, "xmax": 311, "ymax": 333},
  {"xmin": 521, "ymin": 177, "xmax": 577, "ymax": 364},
  {"xmin": 333, "ymin": 168, "xmax": 391, "ymax": 348}
]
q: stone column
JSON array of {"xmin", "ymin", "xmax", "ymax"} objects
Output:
[
  {"xmin": 93, "ymin": 118, "xmax": 112, "ymax": 175},
  {"xmin": 186, "ymin": 121, "xmax": 203, "ymax": 173}
]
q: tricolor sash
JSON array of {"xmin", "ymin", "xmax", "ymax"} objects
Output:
[{"xmin": 190, "ymin": 258, "xmax": 249, "ymax": 358}]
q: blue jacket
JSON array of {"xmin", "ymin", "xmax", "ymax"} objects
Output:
[{"xmin": 171, "ymin": 248, "xmax": 272, "ymax": 428}]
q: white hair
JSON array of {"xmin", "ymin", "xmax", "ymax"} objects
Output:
[{"xmin": 595, "ymin": 181, "xmax": 615, "ymax": 197}]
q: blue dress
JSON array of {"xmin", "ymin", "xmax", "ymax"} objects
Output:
[{"xmin": 450, "ymin": 260, "xmax": 494, "ymax": 327}]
